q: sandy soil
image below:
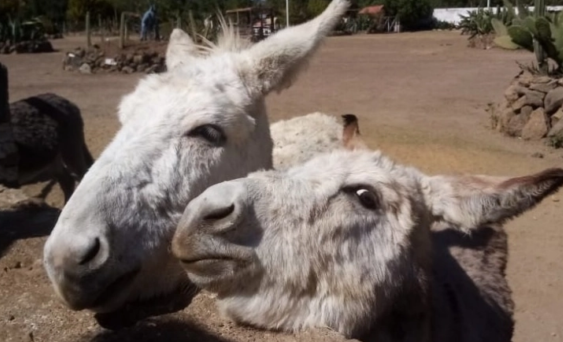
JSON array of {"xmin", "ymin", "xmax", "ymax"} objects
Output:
[{"xmin": 1, "ymin": 31, "xmax": 562, "ymax": 342}]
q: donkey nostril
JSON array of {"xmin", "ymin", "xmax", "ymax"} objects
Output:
[
  {"xmin": 78, "ymin": 237, "xmax": 101, "ymax": 265},
  {"xmin": 203, "ymin": 204, "xmax": 235, "ymax": 221}
]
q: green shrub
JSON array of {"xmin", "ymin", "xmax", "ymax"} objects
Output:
[{"xmin": 383, "ymin": 0, "xmax": 434, "ymax": 31}]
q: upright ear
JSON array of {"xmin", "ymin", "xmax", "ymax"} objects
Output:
[
  {"xmin": 238, "ymin": 0, "xmax": 350, "ymax": 96},
  {"xmin": 341, "ymin": 114, "xmax": 368, "ymax": 150},
  {"xmin": 422, "ymin": 168, "xmax": 563, "ymax": 233},
  {"xmin": 165, "ymin": 29, "xmax": 200, "ymax": 70}
]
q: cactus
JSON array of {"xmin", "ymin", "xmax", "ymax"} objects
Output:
[
  {"xmin": 508, "ymin": 25, "xmax": 534, "ymax": 51},
  {"xmin": 494, "ymin": 34, "xmax": 520, "ymax": 49},
  {"xmin": 534, "ymin": 0, "xmax": 548, "ymax": 74}
]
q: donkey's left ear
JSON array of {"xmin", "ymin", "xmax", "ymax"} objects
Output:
[
  {"xmin": 166, "ymin": 29, "xmax": 200, "ymax": 70},
  {"xmin": 422, "ymin": 168, "xmax": 563, "ymax": 233},
  {"xmin": 237, "ymin": 0, "xmax": 350, "ymax": 97},
  {"xmin": 341, "ymin": 114, "xmax": 368, "ymax": 150}
]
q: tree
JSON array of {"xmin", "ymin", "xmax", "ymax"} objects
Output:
[
  {"xmin": 383, "ymin": 0, "xmax": 433, "ymax": 30},
  {"xmin": 307, "ymin": 0, "xmax": 330, "ymax": 17}
]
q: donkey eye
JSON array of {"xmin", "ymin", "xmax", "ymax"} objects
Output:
[
  {"xmin": 355, "ymin": 188, "xmax": 378, "ymax": 210},
  {"xmin": 186, "ymin": 125, "xmax": 226, "ymax": 145}
]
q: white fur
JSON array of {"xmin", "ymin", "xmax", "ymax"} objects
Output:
[
  {"xmin": 43, "ymin": 0, "xmax": 351, "ymax": 313},
  {"xmin": 172, "ymin": 149, "xmax": 563, "ymax": 339},
  {"xmin": 270, "ymin": 112, "xmax": 348, "ymax": 170}
]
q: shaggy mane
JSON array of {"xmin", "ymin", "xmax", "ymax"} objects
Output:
[{"xmin": 194, "ymin": 13, "xmax": 254, "ymax": 55}]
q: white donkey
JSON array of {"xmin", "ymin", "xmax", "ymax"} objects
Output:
[
  {"xmin": 43, "ymin": 0, "xmax": 351, "ymax": 320},
  {"xmin": 172, "ymin": 150, "xmax": 563, "ymax": 341},
  {"xmin": 271, "ymin": 112, "xmax": 366, "ymax": 170}
]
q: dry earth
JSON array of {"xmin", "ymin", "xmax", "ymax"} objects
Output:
[{"xmin": 1, "ymin": 31, "xmax": 562, "ymax": 342}]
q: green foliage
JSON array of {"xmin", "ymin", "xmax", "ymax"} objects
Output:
[
  {"xmin": 496, "ymin": 0, "xmax": 563, "ymax": 75},
  {"xmin": 383, "ymin": 0, "xmax": 434, "ymax": 31},
  {"xmin": 460, "ymin": 2, "xmax": 517, "ymax": 40},
  {"xmin": 459, "ymin": 8, "xmax": 495, "ymax": 38},
  {"xmin": 0, "ymin": 16, "xmax": 47, "ymax": 43},
  {"xmin": 307, "ymin": 0, "xmax": 330, "ymax": 18}
]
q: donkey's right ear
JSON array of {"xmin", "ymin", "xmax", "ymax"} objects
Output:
[{"xmin": 165, "ymin": 29, "xmax": 200, "ymax": 70}]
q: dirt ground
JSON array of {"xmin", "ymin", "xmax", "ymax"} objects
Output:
[{"xmin": 1, "ymin": 31, "xmax": 563, "ymax": 342}]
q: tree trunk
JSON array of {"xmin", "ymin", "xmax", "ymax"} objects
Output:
[{"xmin": 0, "ymin": 63, "xmax": 19, "ymax": 188}]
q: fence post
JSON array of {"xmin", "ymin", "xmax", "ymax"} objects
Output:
[
  {"xmin": 86, "ymin": 11, "xmax": 91, "ymax": 47},
  {"xmin": 120, "ymin": 12, "xmax": 126, "ymax": 49}
]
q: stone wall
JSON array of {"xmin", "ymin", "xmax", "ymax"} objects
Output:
[
  {"xmin": 0, "ymin": 40, "xmax": 54, "ymax": 54},
  {"xmin": 493, "ymin": 72, "xmax": 563, "ymax": 146},
  {"xmin": 63, "ymin": 46, "xmax": 166, "ymax": 75}
]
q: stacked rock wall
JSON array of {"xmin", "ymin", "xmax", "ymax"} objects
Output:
[
  {"xmin": 62, "ymin": 46, "xmax": 166, "ymax": 75},
  {"xmin": 494, "ymin": 72, "xmax": 563, "ymax": 145}
]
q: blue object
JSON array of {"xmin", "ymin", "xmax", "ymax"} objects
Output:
[{"xmin": 141, "ymin": 5, "xmax": 159, "ymax": 41}]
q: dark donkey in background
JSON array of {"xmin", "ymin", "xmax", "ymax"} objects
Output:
[{"xmin": 0, "ymin": 62, "xmax": 94, "ymax": 204}]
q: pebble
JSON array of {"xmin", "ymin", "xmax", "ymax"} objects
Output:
[{"xmin": 532, "ymin": 152, "xmax": 544, "ymax": 159}]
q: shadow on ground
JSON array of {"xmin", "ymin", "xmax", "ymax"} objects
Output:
[
  {"xmin": 78, "ymin": 317, "xmax": 234, "ymax": 342},
  {"xmin": 0, "ymin": 202, "xmax": 60, "ymax": 257}
]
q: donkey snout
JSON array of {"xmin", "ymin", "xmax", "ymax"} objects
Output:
[
  {"xmin": 172, "ymin": 181, "xmax": 247, "ymax": 257},
  {"xmin": 44, "ymin": 232, "xmax": 114, "ymax": 310}
]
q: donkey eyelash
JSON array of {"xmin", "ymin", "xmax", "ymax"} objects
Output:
[{"xmin": 186, "ymin": 124, "xmax": 226, "ymax": 146}]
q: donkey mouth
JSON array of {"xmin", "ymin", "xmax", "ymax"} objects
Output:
[
  {"xmin": 90, "ymin": 267, "xmax": 141, "ymax": 310},
  {"xmin": 94, "ymin": 281, "xmax": 198, "ymax": 331},
  {"xmin": 179, "ymin": 256, "xmax": 238, "ymax": 275}
]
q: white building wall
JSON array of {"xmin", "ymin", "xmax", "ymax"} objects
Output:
[{"xmin": 433, "ymin": 6, "xmax": 563, "ymax": 24}]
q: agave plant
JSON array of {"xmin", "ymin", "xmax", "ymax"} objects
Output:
[{"xmin": 460, "ymin": 1, "xmax": 519, "ymax": 40}]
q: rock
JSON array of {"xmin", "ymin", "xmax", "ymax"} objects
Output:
[
  {"xmin": 505, "ymin": 113, "xmax": 529, "ymax": 136},
  {"xmin": 551, "ymin": 109, "xmax": 563, "ymax": 126},
  {"xmin": 136, "ymin": 63, "xmax": 148, "ymax": 73},
  {"xmin": 531, "ymin": 152, "xmax": 544, "ymax": 158},
  {"xmin": 532, "ymin": 76, "xmax": 552, "ymax": 84},
  {"xmin": 518, "ymin": 73, "xmax": 534, "ymax": 86},
  {"xmin": 504, "ymin": 84, "xmax": 523, "ymax": 102},
  {"xmin": 145, "ymin": 65, "xmax": 159, "ymax": 74},
  {"xmin": 511, "ymin": 96, "xmax": 527, "ymax": 112},
  {"xmin": 548, "ymin": 118, "xmax": 563, "ymax": 138},
  {"xmin": 133, "ymin": 54, "xmax": 144, "ymax": 64},
  {"xmin": 122, "ymin": 66, "xmax": 135, "ymax": 74},
  {"xmin": 544, "ymin": 87, "xmax": 563, "ymax": 114},
  {"xmin": 522, "ymin": 108, "xmax": 549, "ymax": 140},
  {"xmin": 529, "ymin": 81, "xmax": 557, "ymax": 93},
  {"xmin": 499, "ymin": 108, "xmax": 515, "ymax": 129},
  {"xmin": 523, "ymin": 89, "xmax": 545, "ymax": 107},
  {"xmin": 79, "ymin": 63, "xmax": 92, "ymax": 74},
  {"xmin": 126, "ymin": 54, "xmax": 134, "ymax": 63},
  {"xmin": 63, "ymin": 65, "xmax": 74, "ymax": 72}
]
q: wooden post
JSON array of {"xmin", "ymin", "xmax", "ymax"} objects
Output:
[
  {"xmin": 188, "ymin": 10, "xmax": 197, "ymax": 41},
  {"xmin": 120, "ymin": 12, "xmax": 125, "ymax": 49},
  {"xmin": 86, "ymin": 11, "xmax": 91, "ymax": 47},
  {"xmin": 0, "ymin": 63, "xmax": 19, "ymax": 187}
]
